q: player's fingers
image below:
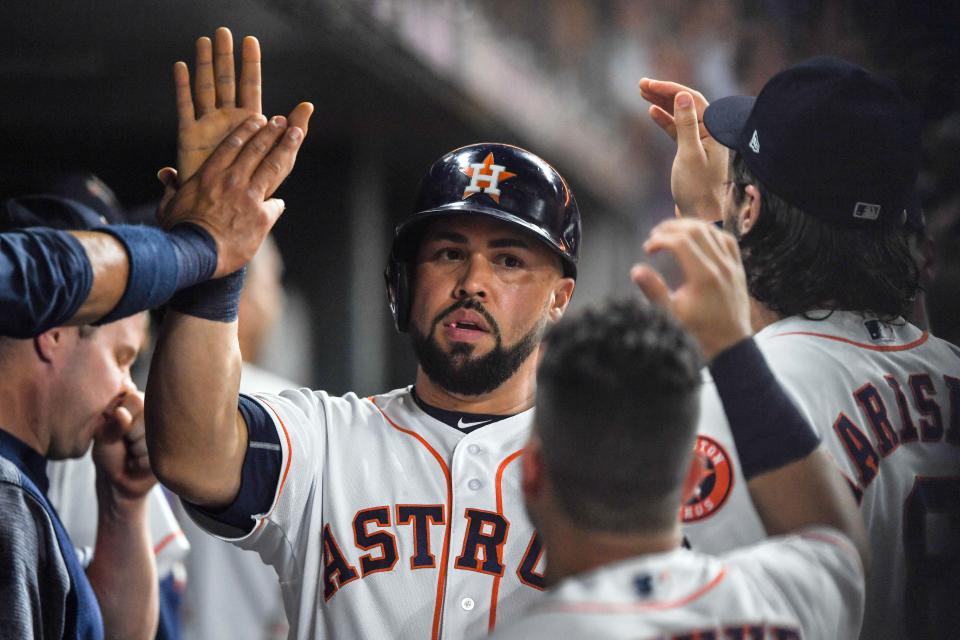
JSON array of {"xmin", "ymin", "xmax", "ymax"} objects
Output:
[
  {"xmin": 201, "ymin": 115, "xmax": 268, "ymax": 175},
  {"xmin": 194, "ymin": 36, "xmax": 215, "ymax": 117},
  {"xmin": 643, "ymin": 79, "xmax": 709, "ymax": 109},
  {"xmin": 128, "ymin": 453, "xmax": 152, "ymax": 475},
  {"xmin": 648, "ymin": 105, "xmax": 678, "ymax": 140},
  {"xmin": 126, "ymin": 424, "xmax": 149, "ymax": 459},
  {"xmin": 630, "ymin": 264, "xmax": 671, "ymax": 307},
  {"xmin": 239, "ymin": 35, "xmax": 262, "ymax": 113},
  {"xmin": 644, "ymin": 222, "xmax": 717, "ymax": 286},
  {"xmin": 674, "ymin": 92, "xmax": 704, "ymax": 158},
  {"xmin": 251, "ymin": 123, "xmax": 306, "ymax": 198},
  {"xmin": 229, "ymin": 115, "xmax": 288, "ymax": 184},
  {"xmin": 638, "ymin": 77, "xmax": 676, "ymax": 113},
  {"xmin": 684, "ymin": 220, "xmax": 729, "ymax": 267},
  {"xmin": 173, "ymin": 61, "xmax": 195, "ymax": 125},
  {"xmin": 286, "ymin": 101, "xmax": 314, "ymax": 136},
  {"xmin": 157, "ymin": 166, "xmax": 179, "ymax": 188},
  {"xmin": 214, "ymin": 27, "xmax": 236, "ymax": 109},
  {"xmin": 262, "ymin": 198, "xmax": 287, "ymax": 228}
]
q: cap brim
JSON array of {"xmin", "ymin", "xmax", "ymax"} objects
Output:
[{"xmin": 703, "ymin": 95, "xmax": 755, "ymax": 149}]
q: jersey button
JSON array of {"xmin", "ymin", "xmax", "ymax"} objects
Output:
[
  {"xmin": 468, "ymin": 479, "xmax": 482, "ymax": 491},
  {"xmin": 468, "ymin": 444, "xmax": 482, "ymax": 455},
  {"xmin": 461, "ymin": 597, "xmax": 475, "ymax": 611}
]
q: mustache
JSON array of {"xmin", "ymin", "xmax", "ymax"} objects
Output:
[{"xmin": 431, "ymin": 298, "xmax": 501, "ymax": 338}]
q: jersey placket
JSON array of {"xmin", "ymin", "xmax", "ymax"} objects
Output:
[
  {"xmin": 441, "ymin": 432, "xmax": 499, "ymax": 638},
  {"xmin": 439, "ymin": 419, "xmax": 529, "ymax": 639}
]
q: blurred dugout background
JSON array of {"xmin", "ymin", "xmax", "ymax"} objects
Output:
[{"xmin": 1, "ymin": 0, "xmax": 958, "ymax": 394}]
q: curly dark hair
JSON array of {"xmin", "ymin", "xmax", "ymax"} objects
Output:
[
  {"xmin": 730, "ymin": 151, "xmax": 919, "ymax": 321},
  {"xmin": 535, "ymin": 298, "xmax": 703, "ymax": 533}
]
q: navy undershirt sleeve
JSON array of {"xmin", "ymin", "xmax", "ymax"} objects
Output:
[
  {"xmin": 0, "ymin": 229, "xmax": 92, "ymax": 338},
  {"xmin": 187, "ymin": 394, "xmax": 282, "ymax": 535},
  {"xmin": 709, "ymin": 337, "xmax": 820, "ymax": 480}
]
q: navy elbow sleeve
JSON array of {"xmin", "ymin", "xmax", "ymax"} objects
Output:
[
  {"xmin": 187, "ymin": 394, "xmax": 282, "ymax": 534},
  {"xmin": 0, "ymin": 229, "xmax": 92, "ymax": 337}
]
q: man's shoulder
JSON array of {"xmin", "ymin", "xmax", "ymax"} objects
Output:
[
  {"xmin": 246, "ymin": 385, "xmax": 410, "ymax": 421},
  {"xmin": 0, "ymin": 460, "xmax": 59, "ymax": 549},
  {"xmin": 0, "ymin": 454, "xmax": 20, "ymax": 484}
]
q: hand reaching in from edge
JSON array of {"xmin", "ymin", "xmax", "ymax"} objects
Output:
[
  {"xmin": 639, "ymin": 78, "xmax": 728, "ymax": 222},
  {"xmin": 630, "ymin": 218, "xmax": 751, "ymax": 360}
]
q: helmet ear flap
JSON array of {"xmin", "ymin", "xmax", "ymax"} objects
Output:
[{"xmin": 385, "ymin": 257, "xmax": 412, "ymax": 333}]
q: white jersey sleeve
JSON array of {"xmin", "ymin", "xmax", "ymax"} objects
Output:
[{"xmin": 722, "ymin": 527, "xmax": 865, "ymax": 639}]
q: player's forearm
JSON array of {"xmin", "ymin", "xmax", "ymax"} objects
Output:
[
  {"xmin": 87, "ymin": 484, "xmax": 158, "ymax": 640},
  {"xmin": 68, "ymin": 231, "xmax": 130, "ymax": 324},
  {"xmin": 146, "ymin": 309, "xmax": 246, "ymax": 505},
  {"xmin": 747, "ymin": 447, "xmax": 871, "ymax": 572}
]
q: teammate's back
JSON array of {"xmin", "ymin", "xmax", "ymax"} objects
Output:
[
  {"xmin": 756, "ymin": 311, "xmax": 960, "ymax": 639},
  {"xmin": 495, "ymin": 529, "xmax": 863, "ymax": 640}
]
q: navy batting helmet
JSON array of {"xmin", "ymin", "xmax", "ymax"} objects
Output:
[{"xmin": 385, "ymin": 142, "xmax": 581, "ymax": 332}]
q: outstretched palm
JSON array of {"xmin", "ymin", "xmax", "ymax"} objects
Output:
[{"xmin": 175, "ymin": 28, "xmax": 263, "ymax": 182}]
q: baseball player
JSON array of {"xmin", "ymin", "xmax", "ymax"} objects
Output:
[
  {"xmin": 143, "ymin": 29, "xmax": 583, "ymax": 639},
  {"xmin": 490, "ymin": 221, "xmax": 867, "ymax": 638},
  {"xmin": 640, "ymin": 57, "xmax": 960, "ymax": 639},
  {"xmin": 146, "ymin": 137, "xmax": 579, "ymax": 639}
]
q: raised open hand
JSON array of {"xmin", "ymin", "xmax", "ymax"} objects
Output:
[
  {"xmin": 158, "ymin": 108, "xmax": 312, "ymax": 277},
  {"xmin": 639, "ymin": 78, "xmax": 727, "ymax": 221},
  {"xmin": 175, "ymin": 27, "xmax": 263, "ymax": 183}
]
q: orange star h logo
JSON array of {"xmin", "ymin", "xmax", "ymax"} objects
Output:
[{"xmin": 461, "ymin": 153, "xmax": 516, "ymax": 203}]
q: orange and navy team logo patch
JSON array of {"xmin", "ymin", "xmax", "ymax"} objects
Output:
[
  {"xmin": 681, "ymin": 435, "xmax": 734, "ymax": 523},
  {"xmin": 461, "ymin": 152, "xmax": 516, "ymax": 203}
]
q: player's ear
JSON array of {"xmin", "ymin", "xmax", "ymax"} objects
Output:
[
  {"xmin": 34, "ymin": 327, "xmax": 71, "ymax": 364},
  {"xmin": 739, "ymin": 184, "xmax": 762, "ymax": 236},
  {"xmin": 680, "ymin": 454, "xmax": 705, "ymax": 505},
  {"xmin": 547, "ymin": 278, "xmax": 575, "ymax": 323}
]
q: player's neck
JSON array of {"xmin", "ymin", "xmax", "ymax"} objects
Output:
[
  {"xmin": 750, "ymin": 298, "xmax": 781, "ymax": 333},
  {"xmin": 0, "ymin": 368, "xmax": 51, "ymax": 456},
  {"xmin": 542, "ymin": 520, "xmax": 682, "ymax": 587},
  {"xmin": 413, "ymin": 354, "xmax": 537, "ymax": 415}
]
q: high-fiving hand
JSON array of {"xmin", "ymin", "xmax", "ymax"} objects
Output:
[
  {"xmin": 639, "ymin": 78, "xmax": 728, "ymax": 222},
  {"xmin": 156, "ymin": 27, "xmax": 314, "ymax": 278}
]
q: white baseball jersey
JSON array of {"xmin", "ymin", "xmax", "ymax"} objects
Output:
[
  {"xmin": 188, "ymin": 386, "xmax": 545, "ymax": 639},
  {"xmin": 682, "ymin": 311, "xmax": 960, "ymax": 640},
  {"xmin": 489, "ymin": 527, "xmax": 864, "ymax": 640}
]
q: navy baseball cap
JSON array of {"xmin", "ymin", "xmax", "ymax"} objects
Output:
[
  {"xmin": 0, "ymin": 195, "xmax": 107, "ymax": 232},
  {"xmin": 704, "ymin": 56, "xmax": 920, "ymax": 227}
]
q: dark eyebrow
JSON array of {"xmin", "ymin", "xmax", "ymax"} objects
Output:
[{"xmin": 489, "ymin": 238, "xmax": 530, "ymax": 249}]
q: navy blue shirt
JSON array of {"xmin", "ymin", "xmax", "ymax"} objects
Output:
[
  {"xmin": 0, "ymin": 228, "xmax": 93, "ymax": 338},
  {"xmin": 0, "ymin": 429, "xmax": 104, "ymax": 639}
]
